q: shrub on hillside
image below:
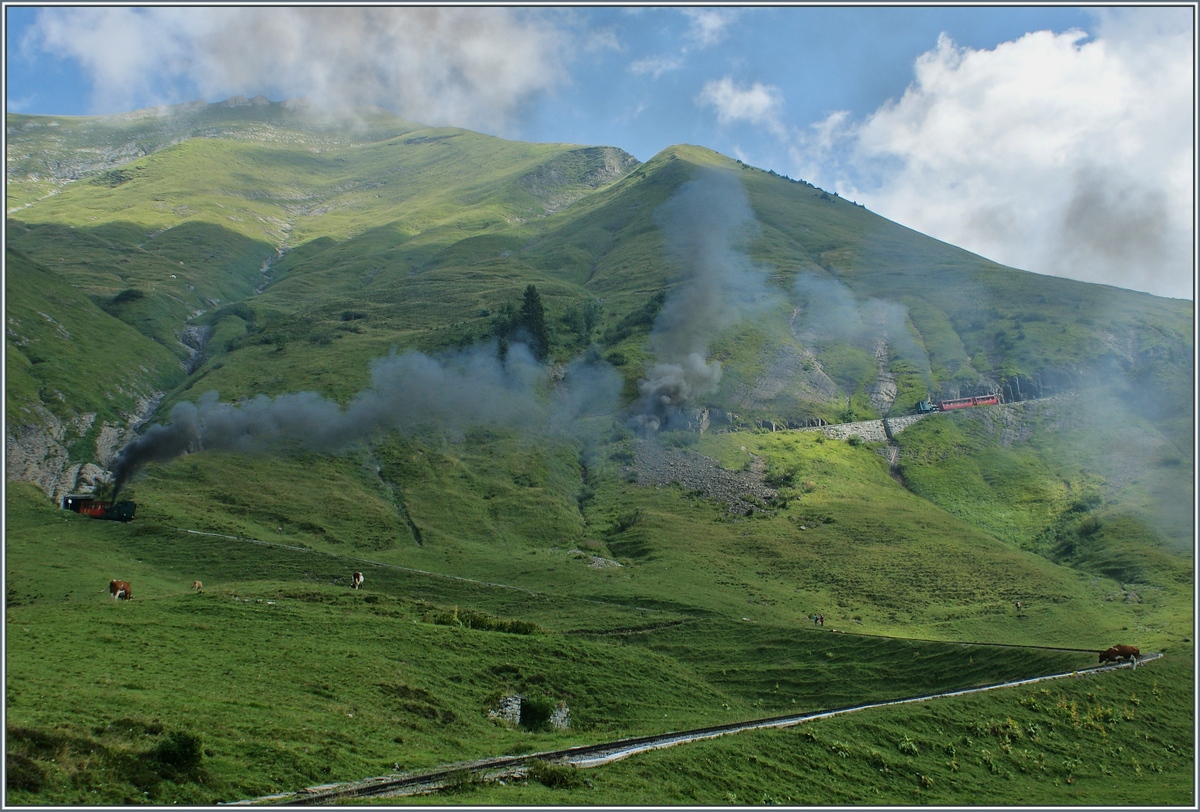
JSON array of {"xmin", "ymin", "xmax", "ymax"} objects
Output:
[
  {"xmin": 109, "ymin": 288, "xmax": 145, "ymax": 306},
  {"xmin": 149, "ymin": 730, "xmax": 204, "ymax": 779},
  {"xmin": 422, "ymin": 606, "xmax": 541, "ymax": 635},
  {"xmin": 612, "ymin": 508, "xmax": 644, "ymax": 533},
  {"xmin": 519, "ymin": 695, "xmax": 556, "ymax": 732},
  {"xmin": 528, "ymin": 760, "xmax": 585, "ymax": 789},
  {"xmin": 765, "ymin": 465, "xmax": 799, "ymax": 488}
]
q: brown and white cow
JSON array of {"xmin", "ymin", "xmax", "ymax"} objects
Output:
[
  {"xmin": 351, "ymin": 571, "xmax": 364, "ymax": 590},
  {"xmin": 192, "ymin": 580, "xmax": 204, "ymax": 592},
  {"xmin": 109, "ymin": 579, "xmax": 132, "ymax": 601},
  {"xmin": 1099, "ymin": 644, "xmax": 1139, "ymax": 664}
]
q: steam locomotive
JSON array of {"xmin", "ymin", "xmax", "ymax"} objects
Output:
[
  {"xmin": 916, "ymin": 394, "xmax": 1002, "ymax": 413},
  {"xmin": 61, "ymin": 494, "xmax": 137, "ymax": 522}
]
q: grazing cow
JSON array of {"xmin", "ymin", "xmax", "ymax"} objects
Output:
[
  {"xmin": 192, "ymin": 580, "xmax": 204, "ymax": 592},
  {"xmin": 351, "ymin": 571, "xmax": 364, "ymax": 590},
  {"xmin": 109, "ymin": 579, "xmax": 132, "ymax": 601},
  {"xmin": 1099, "ymin": 645, "xmax": 1140, "ymax": 664}
]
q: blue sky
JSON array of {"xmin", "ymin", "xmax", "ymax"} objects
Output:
[{"xmin": 5, "ymin": 4, "xmax": 1196, "ymax": 299}]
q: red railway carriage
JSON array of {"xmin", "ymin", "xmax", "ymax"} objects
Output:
[{"xmin": 938, "ymin": 394, "xmax": 1001, "ymax": 411}]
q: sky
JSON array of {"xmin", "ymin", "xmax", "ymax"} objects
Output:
[{"xmin": 5, "ymin": 4, "xmax": 1197, "ymax": 300}]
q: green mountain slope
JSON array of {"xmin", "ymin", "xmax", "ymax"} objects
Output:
[{"xmin": 4, "ymin": 100, "xmax": 1192, "ymax": 804}]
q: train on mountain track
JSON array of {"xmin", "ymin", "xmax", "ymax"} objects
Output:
[
  {"xmin": 917, "ymin": 394, "xmax": 1002, "ymax": 413},
  {"xmin": 61, "ymin": 494, "xmax": 137, "ymax": 522}
]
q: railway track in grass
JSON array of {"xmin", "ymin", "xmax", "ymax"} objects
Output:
[{"xmin": 225, "ymin": 654, "xmax": 1160, "ymax": 805}]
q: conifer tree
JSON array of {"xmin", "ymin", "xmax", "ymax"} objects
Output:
[{"xmin": 520, "ymin": 284, "xmax": 550, "ymax": 359}]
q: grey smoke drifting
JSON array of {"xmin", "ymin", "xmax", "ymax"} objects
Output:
[
  {"xmin": 110, "ymin": 342, "xmax": 620, "ymax": 496},
  {"xmin": 792, "ymin": 271, "xmax": 932, "ymax": 387},
  {"xmin": 1053, "ymin": 164, "xmax": 1188, "ymax": 297},
  {"xmin": 630, "ymin": 168, "xmax": 773, "ymax": 431}
]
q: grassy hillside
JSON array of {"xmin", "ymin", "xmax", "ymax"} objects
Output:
[
  {"xmin": 9, "ymin": 482, "xmax": 1188, "ymax": 805},
  {"xmin": 4, "ymin": 246, "xmax": 182, "ymax": 425},
  {"xmin": 5, "ymin": 101, "xmax": 1192, "ymax": 804},
  {"xmin": 9, "ymin": 110, "xmax": 1191, "ymax": 438},
  {"xmin": 444, "ymin": 651, "xmax": 1194, "ymax": 806}
]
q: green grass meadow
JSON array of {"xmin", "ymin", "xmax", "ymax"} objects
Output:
[
  {"xmin": 6, "ymin": 408, "xmax": 1192, "ymax": 805},
  {"xmin": 427, "ymin": 651, "xmax": 1193, "ymax": 806}
]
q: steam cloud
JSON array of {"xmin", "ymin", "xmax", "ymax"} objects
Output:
[
  {"xmin": 109, "ymin": 343, "xmax": 620, "ymax": 498},
  {"xmin": 630, "ymin": 168, "xmax": 773, "ymax": 431}
]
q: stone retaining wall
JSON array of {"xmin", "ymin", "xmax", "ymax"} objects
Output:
[{"xmin": 795, "ymin": 419, "xmax": 889, "ymax": 443}]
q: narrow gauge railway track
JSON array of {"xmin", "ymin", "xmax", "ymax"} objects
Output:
[{"xmin": 233, "ymin": 654, "xmax": 1159, "ymax": 806}]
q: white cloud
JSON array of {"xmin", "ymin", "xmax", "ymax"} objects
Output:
[
  {"xmin": 793, "ymin": 9, "xmax": 1195, "ymax": 299},
  {"xmin": 697, "ymin": 77, "xmax": 786, "ymax": 138},
  {"xmin": 28, "ymin": 7, "xmax": 569, "ymax": 134},
  {"xmin": 627, "ymin": 9, "xmax": 736, "ymax": 80},
  {"xmin": 584, "ymin": 27, "xmax": 622, "ymax": 54},
  {"xmin": 682, "ymin": 9, "xmax": 737, "ymax": 48},
  {"xmin": 629, "ymin": 55, "xmax": 684, "ymax": 78}
]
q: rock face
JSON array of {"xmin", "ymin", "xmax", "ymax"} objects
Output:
[
  {"xmin": 972, "ymin": 394, "xmax": 1080, "ymax": 447},
  {"xmin": 181, "ymin": 324, "xmax": 211, "ymax": 372},
  {"xmin": 5, "ymin": 394, "xmax": 161, "ymax": 502},
  {"xmin": 5, "ymin": 408, "xmax": 87, "ymax": 501},
  {"xmin": 866, "ymin": 337, "xmax": 898, "ymax": 414},
  {"xmin": 731, "ymin": 344, "xmax": 840, "ymax": 416},
  {"xmin": 518, "ymin": 146, "xmax": 639, "ymax": 215}
]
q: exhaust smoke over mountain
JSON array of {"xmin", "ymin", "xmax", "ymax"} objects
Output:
[
  {"xmin": 792, "ymin": 272, "xmax": 933, "ymax": 389},
  {"xmin": 109, "ymin": 343, "xmax": 620, "ymax": 498},
  {"xmin": 630, "ymin": 167, "xmax": 773, "ymax": 431}
]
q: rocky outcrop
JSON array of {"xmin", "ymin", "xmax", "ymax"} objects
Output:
[
  {"xmin": 732, "ymin": 344, "xmax": 840, "ymax": 415},
  {"xmin": 5, "ymin": 394, "xmax": 161, "ymax": 502},
  {"xmin": 866, "ymin": 337, "xmax": 898, "ymax": 414},
  {"xmin": 5, "ymin": 408, "xmax": 87, "ymax": 501},
  {"xmin": 569, "ymin": 550, "xmax": 623, "ymax": 569},
  {"xmin": 518, "ymin": 147, "xmax": 639, "ymax": 215},
  {"xmin": 181, "ymin": 324, "xmax": 212, "ymax": 372},
  {"xmin": 971, "ymin": 393, "xmax": 1081, "ymax": 447}
]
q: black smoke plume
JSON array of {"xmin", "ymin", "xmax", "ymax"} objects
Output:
[
  {"xmin": 629, "ymin": 167, "xmax": 773, "ymax": 431},
  {"xmin": 109, "ymin": 342, "xmax": 620, "ymax": 498}
]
